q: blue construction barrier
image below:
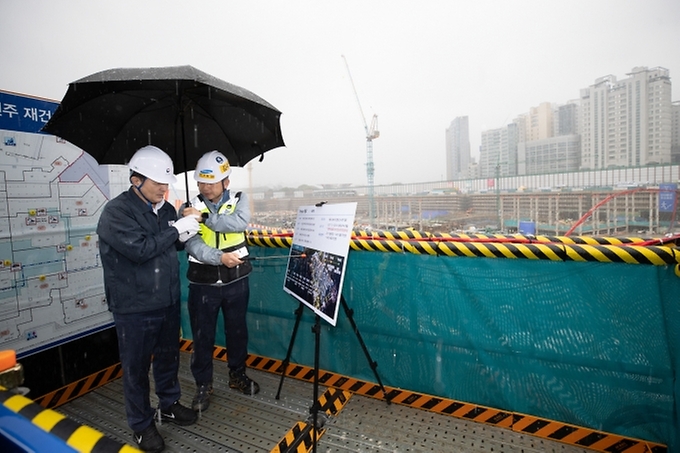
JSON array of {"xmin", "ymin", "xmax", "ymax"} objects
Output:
[
  {"xmin": 0, "ymin": 387, "xmax": 139, "ymax": 452},
  {"xmin": 0, "ymin": 402, "xmax": 78, "ymax": 453}
]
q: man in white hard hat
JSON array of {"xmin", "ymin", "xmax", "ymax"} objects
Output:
[
  {"xmin": 97, "ymin": 145, "xmax": 200, "ymax": 452},
  {"xmin": 181, "ymin": 150, "xmax": 259, "ymax": 414}
]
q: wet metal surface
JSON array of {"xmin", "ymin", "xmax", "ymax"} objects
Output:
[{"xmin": 57, "ymin": 352, "xmax": 595, "ymax": 453}]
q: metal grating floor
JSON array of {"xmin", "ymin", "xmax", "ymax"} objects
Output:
[{"xmin": 57, "ymin": 352, "xmax": 596, "ymax": 453}]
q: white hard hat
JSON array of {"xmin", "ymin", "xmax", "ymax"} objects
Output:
[
  {"xmin": 194, "ymin": 150, "xmax": 232, "ymax": 183},
  {"xmin": 128, "ymin": 145, "xmax": 177, "ymax": 184}
]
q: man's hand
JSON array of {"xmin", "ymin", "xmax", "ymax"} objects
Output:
[
  {"xmin": 183, "ymin": 207, "xmax": 202, "ymax": 218},
  {"xmin": 173, "ymin": 216, "xmax": 200, "ymax": 242},
  {"xmin": 220, "ymin": 251, "xmax": 244, "ymax": 268}
]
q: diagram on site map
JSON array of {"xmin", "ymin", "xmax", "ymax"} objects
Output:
[{"xmin": 0, "ymin": 125, "xmax": 128, "ymax": 356}]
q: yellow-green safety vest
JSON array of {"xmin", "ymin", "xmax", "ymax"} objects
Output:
[
  {"xmin": 197, "ymin": 200, "xmax": 245, "ymax": 250},
  {"xmin": 187, "ymin": 197, "xmax": 247, "ymax": 265}
]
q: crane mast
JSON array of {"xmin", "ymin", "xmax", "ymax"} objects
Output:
[{"xmin": 342, "ymin": 55, "xmax": 379, "ymax": 224}]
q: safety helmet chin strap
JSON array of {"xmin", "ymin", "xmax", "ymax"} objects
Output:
[
  {"xmin": 131, "ymin": 174, "xmax": 155, "ymax": 209},
  {"xmin": 218, "ymin": 179, "xmax": 231, "ymax": 203},
  {"xmin": 203, "ymin": 179, "xmax": 229, "ymax": 204}
]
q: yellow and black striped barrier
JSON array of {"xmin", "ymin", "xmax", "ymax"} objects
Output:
[
  {"xmin": 34, "ymin": 363, "xmax": 123, "ymax": 409},
  {"xmin": 429, "ymin": 232, "xmax": 668, "ymax": 246},
  {"xmin": 316, "ymin": 387, "xmax": 351, "ymax": 416},
  {"xmin": 270, "ymin": 387, "xmax": 351, "ymax": 453},
  {"xmin": 246, "ymin": 228, "xmax": 680, "ymax": 267},
  {"xmin": 248, "ymin": 227, "xmax": 680, "ymax": 248},
  {"xmin": 271, "ymin": 420, "xmax": 324, "ymax": 453},
  {"xmin": 356, "ymin": 228, "xmax": 432, "ymax": 240},
  {"xmin": 0, "ymin": 386, "xmax": 140, "ymax": 452},
  {"xmin": 434, "ymin": 240, "xmax": 680, "ymax": 265},
  {"xmin": 247, "ymin": 230, "xmax": 293, "ymax": 248}
]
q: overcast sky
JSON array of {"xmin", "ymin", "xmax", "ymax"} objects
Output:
[{"xmin": 2, "ymin": 0, "xmax": 679, "ymax": 190}]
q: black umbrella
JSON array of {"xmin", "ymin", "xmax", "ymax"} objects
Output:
[{"xmin": 42, "ymin": 65, "xmax": 285, "ymax": 200}]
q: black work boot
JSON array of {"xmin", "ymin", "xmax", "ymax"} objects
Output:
[
  {"xmin": 133, "ymin": 422, "xmax": 164, "ymax": 452},
  {"xmin": 229, "ymin": 368, "xmax": 260, "ymax": 395},
  {"xmin": 157, "ymin": 401, "xmax": 197, "ymax": 426},
  {"xmin": 192, "ymin": 382, "xmax": 213, "ymax": 412}
]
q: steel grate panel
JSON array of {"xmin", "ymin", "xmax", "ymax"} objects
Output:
[
  {"xmin": 55, "ymin": 352, "xmax": 598, "ymax": 452},
  {"xmin": 319, "ymin": 395, "xmax": 594, "ymax": 453},
  {"xmin": 56, "ymin": 382, "xmax": 134, "ymax": 442}
]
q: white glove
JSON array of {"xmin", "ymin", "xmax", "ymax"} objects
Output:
[
  {"xmin": 193, "ymin": 200, "xmax": 207, "ymax": 211},
  {"xmin": 173, "ymin": 216, "xmax": 200, "ymax": 243}
]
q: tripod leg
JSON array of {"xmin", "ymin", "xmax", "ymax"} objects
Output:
[
  {"xmin": 340, "ymin": 295, "xmax": 391, "ymax": 404},
  {"xmin": 275, "ymin": 302, "xmax": 304, "ymax": 400},
  {"xmin": 311, "ymin": 315, "xmax": 321, "ymax": 453}
]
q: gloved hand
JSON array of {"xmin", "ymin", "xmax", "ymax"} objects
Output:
[{"xmin": 173, "ymin": 216, "xmax": 200, "ymax": 242}]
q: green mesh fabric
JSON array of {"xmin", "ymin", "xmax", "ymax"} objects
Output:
[{"xmin": 179, "ymin": 248, "xmax": 680, "ymax": 449}]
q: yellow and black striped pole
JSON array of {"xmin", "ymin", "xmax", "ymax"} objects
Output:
[
  {"xmin": 247, "ymin": 228, "xmax": 680, "ymax": 269},
  {"xmin": 0, "ymin": 386, "xmax": 140, "ymax": 453}
]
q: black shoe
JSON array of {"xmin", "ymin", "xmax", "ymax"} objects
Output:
[
  {"xmin": 229, "ymin": 368, "xmax": 260, "ymax": 395},
  {"xmin": 158, "ymin": 401, "xmax": 197, "ymax": 426},
  {"xmin": 133, "ymin": 423, "xmax": 164, "ymax": 452},
  {"xmin": 192, "ymin": 383, "xmax": 213, "ymax": 412}
]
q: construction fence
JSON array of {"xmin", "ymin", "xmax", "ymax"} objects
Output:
[{"xmin": 180, "ymin": 229, "xmax": 680, "ymax": 451}]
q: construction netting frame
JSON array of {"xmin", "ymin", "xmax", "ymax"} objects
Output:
[{"xmin": 180, "ymin": 229, "xmax": 680, "ymax": 450}]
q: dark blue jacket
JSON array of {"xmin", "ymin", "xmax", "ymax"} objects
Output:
[{"xmin": 97, "ymin": 187, "xmax": 181, "ymax": 314}]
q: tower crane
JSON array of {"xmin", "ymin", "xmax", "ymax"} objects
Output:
[{"xmin": 342, "ymin": 55, "xmax": 379, "ymax": 224}]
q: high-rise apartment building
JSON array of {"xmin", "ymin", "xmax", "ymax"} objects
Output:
[
  {"xmin": 579, "ymin": 66, "xmax": 672, "ymax": 170},
  {"xmin": 514, "ymin": 101, "xmax": 582, "ymax": 175},
  {"xmin": 479, "ymin": 123, "xmax": 518, "ymax": 178},
  {"xmin": 525, "ymin": 102, "xmax": 554, "ymax": 141},
  {"xmin": 672, "ymin": 101, "xmax": 680, "ymax": 164},
  {"xmin": 554, "ymin": 101, "xmax": 580, "ymax": 136},
  {"xmin": 459, "ymin": 66, "xmax": 675, "ymax": 181},
  {"xmin": 445, "ymin": 116, "xmax": 471, "ymax": 180}
]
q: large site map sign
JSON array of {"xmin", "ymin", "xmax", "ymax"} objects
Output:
[
  {"xmin": 283, "ymin": 202, "xmax": 356, "ymax": 326},
  {"xmin": 0, "ymin": 90, "xmax": 128, "ymax": 357}
]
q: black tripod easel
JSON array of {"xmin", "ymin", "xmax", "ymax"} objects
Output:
[{"xmin": 275, "ymin": 295, "xmax": 391, "ymax": 451}]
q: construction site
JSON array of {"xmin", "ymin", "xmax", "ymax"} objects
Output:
[
  {"xmin": 2, "ymin": 61, "xmax": 680, "ymax": 453},
  {"xmin": 250, "ymin": 186, "xmax": 679, "ymax": 237}
]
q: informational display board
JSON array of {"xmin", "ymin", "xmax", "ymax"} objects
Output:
[
  {"xmin": 0, "ymin": 90, "xmax": 129, "ymax": 357},
  {"xmin": 283, "ymin": 202, "xmax": 357, "ymax": 326}
]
